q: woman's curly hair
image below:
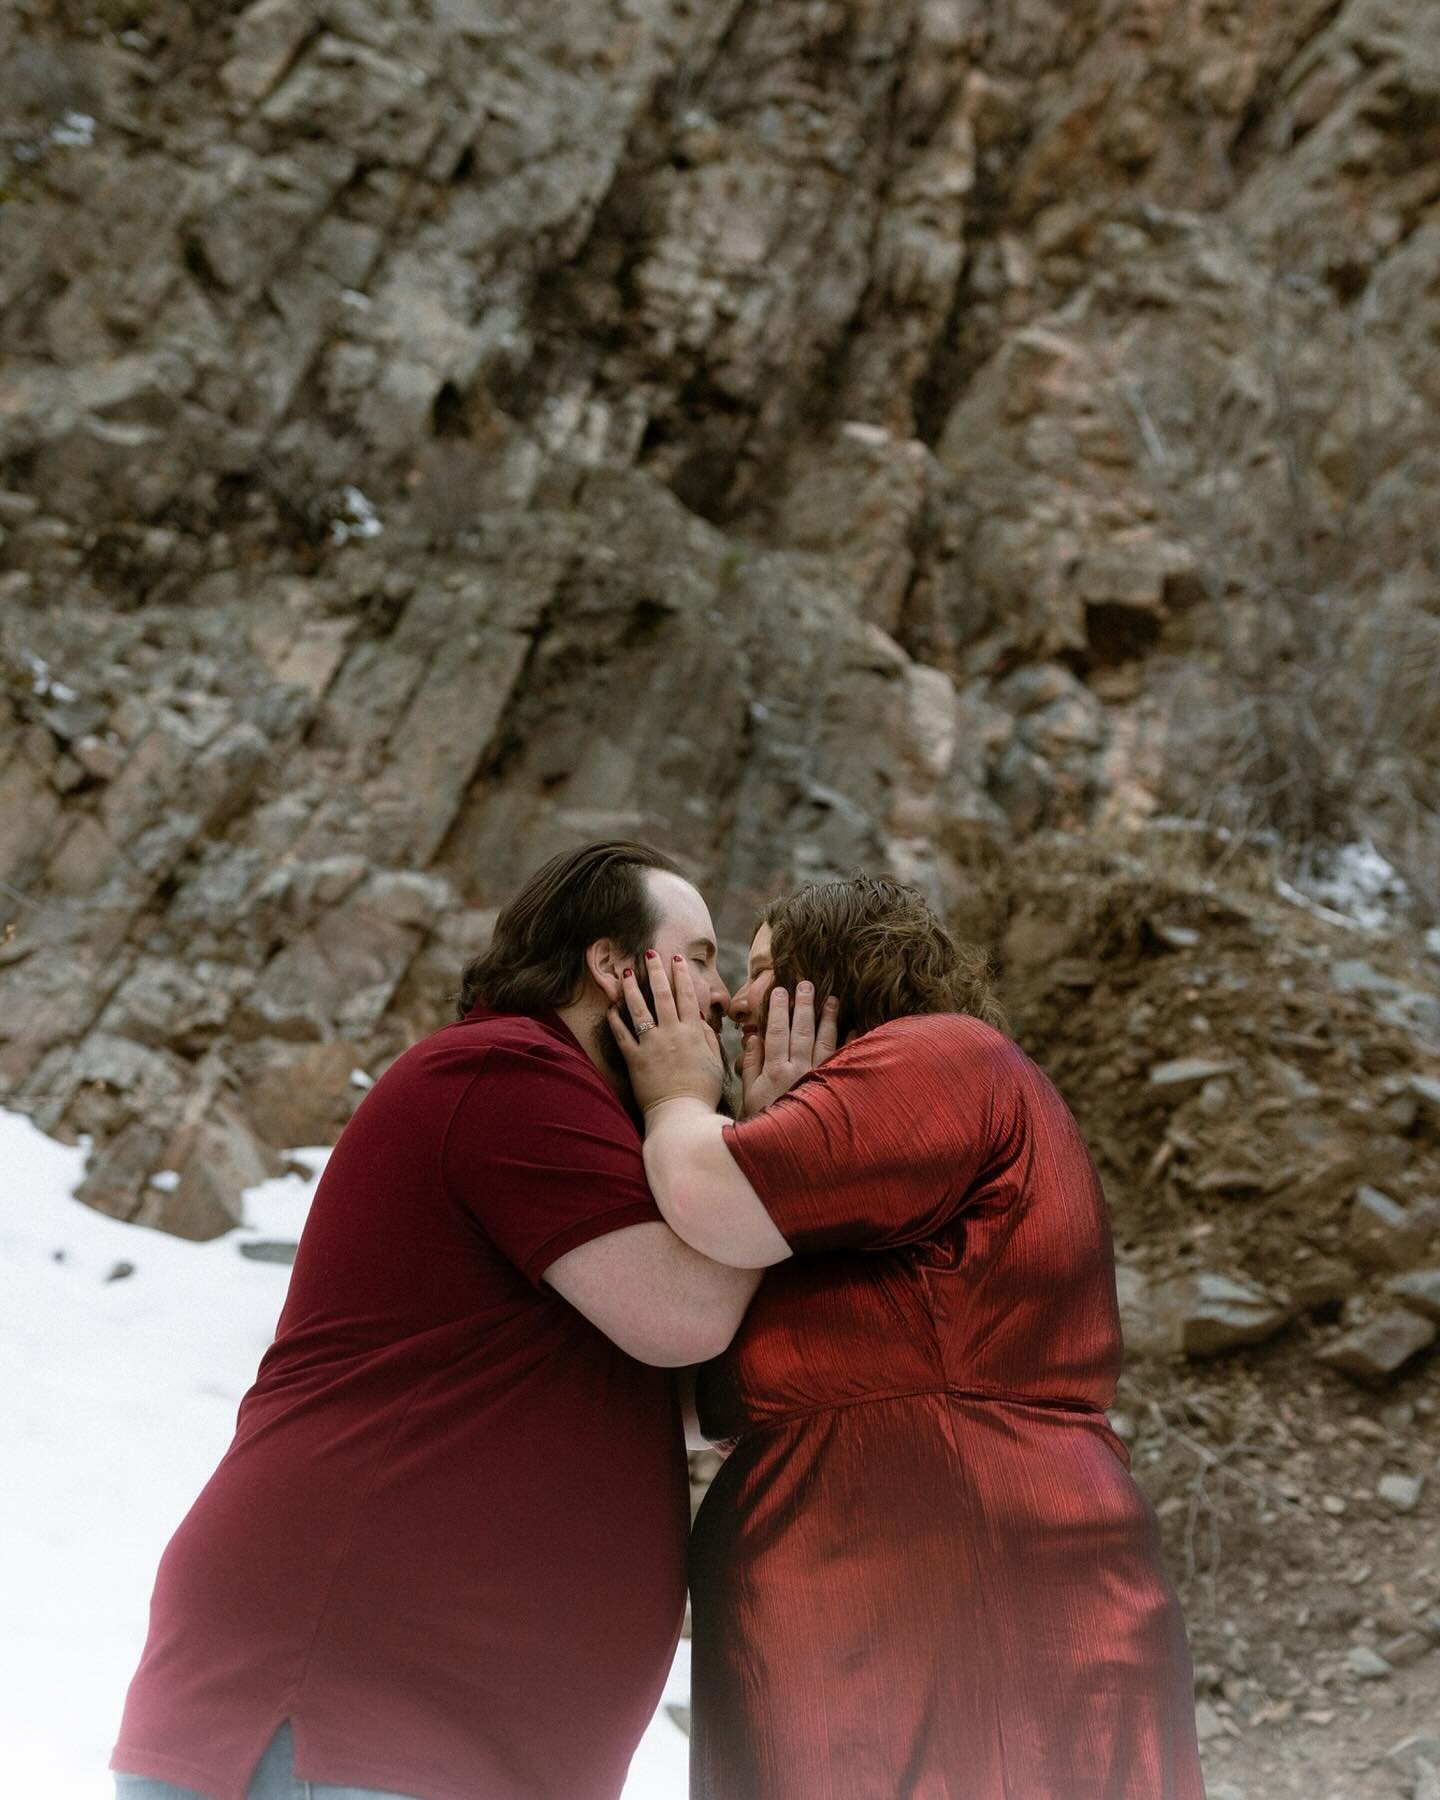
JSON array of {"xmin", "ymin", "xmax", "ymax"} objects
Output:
[{"xmin": 761, "ymin": 876, "xmax": 1006, "ymax": 1043}]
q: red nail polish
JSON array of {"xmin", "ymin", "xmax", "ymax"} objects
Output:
[
  {"xmin": 645, "ymin": 949, "xmax": 658, "ymax": 959},
  {"xmin": 623, "ymin": 967, "xmax": 633, "ymax": 978}
]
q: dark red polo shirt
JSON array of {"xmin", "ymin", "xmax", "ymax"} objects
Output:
[{"xmin": 112, "ymin": 1007, "xmax": 690, "ymax": 1800}]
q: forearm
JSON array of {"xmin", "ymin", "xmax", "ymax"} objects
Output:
[{"xmin": 643, "ymin": 1098, "xmax": 792, "ymax": 1268}]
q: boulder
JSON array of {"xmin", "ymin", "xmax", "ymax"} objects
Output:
[
  {"xmin": 1387, "ymin": 1269, "xmax": 1440, "ymax": 1322},
  {"xmin": 1150, "ymin": 1271, "xmax": 1289, "ymax": 1357},
  {"xmin": 238, "ymin": 1240, "xmax": 299, "ymax": 1265},
  {"xmin": 1376, "ymin": 1473, "xmax": 1424, "ymax": 1513},
  {"xmin": 1349, "ymin": 1185, "xmax": 1437, "ymax": 1271},
  {"xmin": 138, "ymin": 1100, "xmax": 284, "ymax": 1242},
  {"xmin": 1317, "ymin": 1309, "xmax": 1437, "ymax": 1382}
]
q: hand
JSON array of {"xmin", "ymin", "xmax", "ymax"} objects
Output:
[
  {"xmin": 741, "ymin": 981, "xmax": 840, "ymax": 1117},
  {"xmin": 607, "ymin": 951, "xmax": 726, "ymax": 1115}
]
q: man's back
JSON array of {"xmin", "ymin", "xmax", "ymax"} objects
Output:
[{"xmin": 112, "ymin": 1007, "xmax": 689, "ymax": 1800}]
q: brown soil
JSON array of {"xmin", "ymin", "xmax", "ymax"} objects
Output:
[{"xmin": 998, "ymin": 834, "xmax": 1440, "ymax": 1799}]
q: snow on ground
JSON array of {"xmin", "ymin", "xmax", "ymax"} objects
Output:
[{"xmin": 0, "ymin": 1110, "xmax": 689, "ymax": 1799}]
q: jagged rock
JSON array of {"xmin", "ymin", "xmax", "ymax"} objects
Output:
[
  {"xmin": 72, "ymin": 734, "xmax": 122, "ymax": 781},
  {"xmin": 1317, "ymin": 1309, "xmax": 1437, "ymax": 1382},
  {"xmin": 1381, "ymin": 1632, "xmax": 1432, "ymax": 1668},
  {"xmin": 1149, "ymin": 1271, "xmax": 1289, "ymax": 1358},
  {"xmin": 241, "ymin": 1040, "xmax": 368, "ymax": 1150},
  {"xmin": 1387, "ymin": 1270, "xmax": 1440, "ymax": 1322},
  {"xmin": 219, "ymin": 0, "xmax": 314, "ymax": 110},
  {"xmin": 1350, "ymin": 1186, "xmax": 1438, "ymax": 1271},
  {"xmin": 1332, "ymin": 959, "xmax": 1403, "ymax": 995},
  {"xmin": 1377, "ymin": 1473, "xmax": 1425, "ymax": 1514},
  {"xmin": 1148, "ymin": 1057, "xmax": 1238, "ymax": 1091},
  {"xmin": 238, "ymin": 1240, "xmax": 299, "ymax": 1265},
  {"xmin": 1388, "ymin": 1735, "xmax": 1440, "ymax": 1787},
  {"xmin": 1346, "ymin": 1646, "xmax": 1392, "ymax": 1680},
  {"xmin": 138, "ymin": 1098, "xmax": 283, "ymax": 1242},
  {"xmin": 3, "ymin": 0, "xmax": 1440, "ymax": 1246},
  {"xmin": 1409, "ymin": 1075, "xmax": 1440, "ymax": 1126},
  {"xmin": 1290, "ymin": 1257, "xmax": 1357, "ymax": 1313},
  {"xmin": 1114, "ymin": 1264, "xmax": 1172, "ymax": 1358}
]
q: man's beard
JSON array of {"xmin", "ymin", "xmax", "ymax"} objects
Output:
[{"xmin": 595, "ymin": 960, "xmax": 737, "ymax": 1118}]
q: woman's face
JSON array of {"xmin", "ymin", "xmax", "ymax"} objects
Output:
[{"xmin": 728, "ymin": 924, "xmax": 776, "ymax": 1073}]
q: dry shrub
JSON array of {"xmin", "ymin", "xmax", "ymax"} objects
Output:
[{"xmin": 1123, "ymin": 255, "xmax": 1440, "ymax": 916}]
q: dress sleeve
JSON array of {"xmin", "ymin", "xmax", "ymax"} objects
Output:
[
  {"xmin": 721, "ymin": 1015, "xmax": 1016, "ymax": 1254},
  {"xmin": 441, "ymin": 1042, "xmax": 662, "ymax": 1286}
]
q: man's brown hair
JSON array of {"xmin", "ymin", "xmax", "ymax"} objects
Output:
[
  {"xmin": 457, "ymin": 840, "xmax": 684, "ymax": 1018},
  {"xmin": 762, "ymin": 875, "xmax": 1006, "ymax": 1042}
]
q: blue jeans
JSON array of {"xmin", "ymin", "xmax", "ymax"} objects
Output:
[{"xmin": 114, "ymin": 1722, "xmax": 420, "ymax": 1800}]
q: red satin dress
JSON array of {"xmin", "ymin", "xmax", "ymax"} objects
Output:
[{"xmin": 693, "ymin": 1013, "xmax": 1204, "ymax": 1800}]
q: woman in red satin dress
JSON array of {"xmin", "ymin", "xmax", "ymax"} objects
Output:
[{"xmin": 610, "ymin": 877, "xmax": 1204, "ymax": 1800}]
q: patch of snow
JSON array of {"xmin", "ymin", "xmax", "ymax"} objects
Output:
[
  {"xmin": 49, "ymin": 112, "xmax": 96, "ymax": 149},
  {"xmin": 329, "ymin": 486, "xmax": 383, "ymax": 545},
  {"xmin": 0, "ymin": 1110, "xmax": 689, "ymax": 1797},
  {"xmin": 1280, "ymin": 840, "xmax": 1407, "ymax": 934},
  {"xmin": 348, "ymin": 1067, "xmax": 374, "ymax": 1090},
  {"xmin": 19, "ymin": 649, "xmax": 79, "ymax": 704},
  {"xmin": 147, "ymin": 1169, "xmax": 179, "ymax": 1192}
]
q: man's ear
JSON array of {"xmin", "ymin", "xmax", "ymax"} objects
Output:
[{"xmin": 584, "ymin": 938, "xmax": 626, "ymax": 1005}]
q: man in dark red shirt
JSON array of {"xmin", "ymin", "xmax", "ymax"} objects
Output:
[{"xmin": 112, "ymin": 841, "xmax": 754, "ymax": 1800}]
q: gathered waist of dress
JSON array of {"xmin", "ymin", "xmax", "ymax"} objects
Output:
[{"xmin": 710, "ymin": 1381, "xmax": 1113, "ymax": 1441}]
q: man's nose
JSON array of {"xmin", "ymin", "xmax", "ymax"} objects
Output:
[{"xmin": 711, "ymin": 975, "xmax": 734, "ymax": 1016}]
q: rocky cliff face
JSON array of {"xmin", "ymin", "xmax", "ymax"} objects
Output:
[{"xmin": 2, "ymin": 0, "xmax": 1438, "ymax": 1233}]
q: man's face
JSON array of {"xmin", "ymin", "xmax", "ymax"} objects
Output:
[
  {"xmin": 636, "ymin": 869, "xmax": 732, "ymax": 1039},
  {"xmin": 593, "ymin": 870, "xmax": 733, "ymax": 1101}
]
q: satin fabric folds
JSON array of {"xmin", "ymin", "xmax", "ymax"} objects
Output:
[{"xmin": 694, "ymin": 1013, "xmax": 1205, "ymax": 1800}]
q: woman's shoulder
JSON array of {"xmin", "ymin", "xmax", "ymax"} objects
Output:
[
  {"xmin": 841, "ymin": 1012, "xmax": 1022, "ymax": 1082},
  {"xmin": 864, "ymin": 1011, "xmax": 1014, "ymax": 1055}
]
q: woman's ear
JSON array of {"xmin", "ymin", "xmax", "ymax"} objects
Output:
[{"xmin": 585, "ymin": 937, "xmax": 626, "ymax": 1005}]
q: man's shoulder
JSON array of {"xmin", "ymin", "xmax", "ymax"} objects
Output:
[
  {"xmin": 452, "ymin": 1009, "xmax": 576, "ymax": 1055},
  {"xmin": 399, "ymin": 1008, "xmax": 598, "ymax": 1090}
]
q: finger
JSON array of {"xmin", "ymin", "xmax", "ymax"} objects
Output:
[
  {"xmin": 790, "ymin": 980, "xmax": 816, "ymax": 1063},
  {"xmin": 740, "ymin": 1029, "xmax": 763, "ymax": 1106},
  {"xmin": 813, "ymin": 995, "xmax": 841, "ymax": 1065},
  {"xmin": 764, "ymin": 985, "xmax": 789, "ymax": 1069},
  {"xmin": 643, "ymin": 949, "xmax": 679, "ymax": 1024},
  {"xmin": 670, "ymin": 952, "xmax": 702, "ymax": 1023},
  {"xmin": 619, "ymin": 964, "xmax": 655, "ymax": 1033}
]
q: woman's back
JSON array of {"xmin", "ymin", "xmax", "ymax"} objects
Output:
[
  {"xmin": 690, "ymin": 1013, "xmax": 1202, "ymax": 1800},
  {"xmin": 700, "ymin": 1013, "xmax": 1123, "ymax": 1441}
]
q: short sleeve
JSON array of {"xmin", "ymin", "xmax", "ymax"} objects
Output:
[
  {"xmin": 442, "ymin": 1040, "xmax": 662, "ymax": 1286},
  {"xmin": 721, "ymin": 1015, "xmax": 1015, "ymax": 1254}
]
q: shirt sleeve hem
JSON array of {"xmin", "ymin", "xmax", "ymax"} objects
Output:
[
  {"xmin": 721, "ymin": 1120, "xmax": 805, "ymax": 1249},
  {"xmin": 523, "ymin": 1201, "xmax": 665, "ymax": 1288}
]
